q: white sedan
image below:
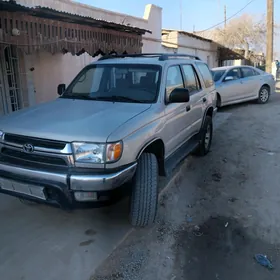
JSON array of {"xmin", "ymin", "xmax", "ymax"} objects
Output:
[{"xmin": 211, "ymin": 65, "xmax": 275, "ymax": 107}]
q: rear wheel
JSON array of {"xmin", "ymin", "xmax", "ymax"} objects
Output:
[
  {"xmin": 130, "ymin": 153, "xmax": 158, "ymax": 227},
  {"xmin": 194, "ymin": 116, "xmax": 213, "ymax": 156},
  {"xmin": 257, "ymin": 86, "xmax": 270, "ymax": 104}
]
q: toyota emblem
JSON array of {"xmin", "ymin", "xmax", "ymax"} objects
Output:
[{"xmin": 23, "ymin": 143, "xmax": 34, "ymax": 153}]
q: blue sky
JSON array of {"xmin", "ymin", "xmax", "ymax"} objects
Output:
[{"xmin": 75, "ymin": 0, "xmax": 280, "ymax": 54}]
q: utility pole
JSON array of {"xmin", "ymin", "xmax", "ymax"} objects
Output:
[
  {"xmin": 266, "ymin": 0, "xmax": 274, "ymax": 73},
  {"xmin": 224, "ymin": 5, "xmax": 227, "ymax": 29}
]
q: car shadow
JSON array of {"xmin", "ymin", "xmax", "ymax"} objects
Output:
[
  {"xmin": 217, "ymin": 100, "xmax": 255, "ymax": 113},
  {"xmin": 218, "ymin": 92, "xmax": 280, "ymax": 113}
]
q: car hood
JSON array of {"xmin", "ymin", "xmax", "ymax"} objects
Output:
[{"xmin": 0, "ymin": 98, "xmax": 151, "ymax": 142}]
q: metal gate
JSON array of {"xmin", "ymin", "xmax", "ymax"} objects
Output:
[
  {"xmin": 0, "ymin": 45, "xmax": 25, "ymax": 116},
  {"xmin": 0, "ymin": 63, "xmax": 7, "ymax": 116}
]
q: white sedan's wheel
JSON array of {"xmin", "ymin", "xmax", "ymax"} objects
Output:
[{"xmin": 258, "ymin": 86, "xmax": 270, "ymax": 104}]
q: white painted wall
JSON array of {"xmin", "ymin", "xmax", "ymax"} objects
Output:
[
  {"xmin": 222, "ymin": 60, "xmax": 243, "ymax": 67},
  {"xmin": 142, "ymin": 5, "xmax": 163, "ymax": 53},
  {"xmin": 161, "ymin": 31, "xmax": 218, "ymax": 68},
  {"xmin": 30, "ymin": 51, "xmax": 96, "ymax": 104}
]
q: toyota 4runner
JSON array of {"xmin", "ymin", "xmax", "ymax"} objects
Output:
[{"xmin": 0, "ymin": 53, "xmax": 217, "ymax": 227}]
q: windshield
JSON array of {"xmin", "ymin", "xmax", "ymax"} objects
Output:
[
  {"xmin": 61, "ymin": 64, "xmax": 161, "ymax": 103},
  {"xmin": 211, "ymin": 70, "xmax": 226, "ymax": 82}
]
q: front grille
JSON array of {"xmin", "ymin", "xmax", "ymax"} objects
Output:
[
  {"xmin": 1, "ymin": 148, "xmax": 68, "ymax": 166},
  {"xmin": 4, "ymin": 134, "xmax": 66, "ymax": 150}
]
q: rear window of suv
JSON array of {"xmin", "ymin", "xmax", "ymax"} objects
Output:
[{"xmin": 196, "ymin": 62, "xmax": 214, "ymax": 88}]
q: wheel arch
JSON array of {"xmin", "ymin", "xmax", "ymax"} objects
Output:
[
  {"xmin": 136, "ymin": 138, "xmax": 165, "ymax": 176},
  {"xmin": 202, "ymin": 105, "xmax": 214, "ymax": 123},
  {"xmin": 198, "ymin": 105, "xmax": 214, "ymax": 135},
  {"xmin": 261, "ymin": 84, "xmax": 271, "ymax": 92}
]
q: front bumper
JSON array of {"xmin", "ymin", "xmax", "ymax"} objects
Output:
[{"xmin": 0, "ymin": 162, "xmax": 137, "ymax": 208}]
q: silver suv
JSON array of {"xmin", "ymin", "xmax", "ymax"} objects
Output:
[{"xmin": 0, "ymin": 53, "xmax": 217, "ymax": 227}]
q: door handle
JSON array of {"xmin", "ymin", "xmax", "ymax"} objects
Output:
[
  {"xmin": 186, "ymin": 105, "xmax": 191, "ymax": 112},
  {"xmin": 203, "ymin": 97, "xmax": 207, "ymax": 103}
]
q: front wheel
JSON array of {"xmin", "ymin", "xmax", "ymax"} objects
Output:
[
  {"xmin": 257, "ymin": 86, "xmax": 270, "ymax": 104},
  {"xmin": 194, "ymin": 116, "xmax": 213, "ymax": 156},
  {"xmin": 130, "ymin": 153, "xmax": 158, "ymax": 227}
]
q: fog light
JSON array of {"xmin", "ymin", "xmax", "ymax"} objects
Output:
[{"xmin": 74, "ymin": 191, "xmax": 98, "ymax": 202}]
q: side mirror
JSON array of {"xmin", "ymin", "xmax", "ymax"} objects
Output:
[
  {"xmin": 169, "ymin": 88, "xmax": 190, "ymax": 103},
  {"xmin": 57, "ymin": 84, "xmax": 66, "ymax": 95},
  {"xmin": 224, "ymin": 76, "xmax": 234, "ymax": 82}
]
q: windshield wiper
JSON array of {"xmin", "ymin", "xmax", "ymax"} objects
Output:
[
  {"xmin": 95, "ymin": 96, "xmax": 147, "ymax": 103},
  {"xmin": 61, "ymin": 94, "xmax": 147, "ymax": 103},
  {"xmin": 61, "ymin": 93, "xmax": 96, "ymax": 100}
]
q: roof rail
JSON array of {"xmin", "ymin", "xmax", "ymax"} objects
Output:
[{"xmin": 98, "ymin": 53, "xmax": 201, "ymax": 61}]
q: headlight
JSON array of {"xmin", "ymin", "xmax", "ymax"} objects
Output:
[
  {"xmin": 72, "ymin": 141, "xmax": 122, "ymax": 164},
  {"xmin": 0, "ymin": 130, "xmax": 4, "ymax": 141}
]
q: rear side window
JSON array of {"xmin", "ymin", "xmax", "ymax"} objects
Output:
[
  {"xmin": 182, "ymin": 64, "xmax": 201, "ymax": 94},
  {"xmin": 166, "ymin": 66, "xmax": 184, "ymax": 97},
  {"xmin": 196, "ymin": 63, "xmax": 214, "ymax": 88},
  {"xmin": 241, "ymin": 67, "xmax": 256, "ymax": 78}
]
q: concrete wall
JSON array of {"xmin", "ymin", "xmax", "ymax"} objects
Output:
[
  {"xmin": 161, "ymin": 31, "xmax": 219, "ymax": 68},
  {"xmin": 142, "ymin": 5, "xmax": 163, "ymax": 53},
  {"xmin": 222, "ymin": 60, "xmax": 243, "ymax": 67},
  {"xmin": 30, "ymin": 51, "xmax": 95, "ymax": 104}
]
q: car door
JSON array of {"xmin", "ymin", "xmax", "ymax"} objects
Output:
[
  {"xmin": 163, "ymin": 65, "xmax": 195, "ymax": 158},
  {"xmin": 181, "ymin": 64, "xmax": 204, "ymax": 136},
  {"xmin": 240, "ymin": 67, "xmax": 260, "ymax": 98},
  {"xmin": 219, "ymin": 68, "xmax": 244, "ymax": 104}
]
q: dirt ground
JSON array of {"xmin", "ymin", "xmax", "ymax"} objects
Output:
[{"xmin": 91, "ymin": 90, "xmax": 280, "ymax": 280}]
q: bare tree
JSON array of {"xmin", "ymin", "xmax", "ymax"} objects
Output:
[
  {"xmin": 216, "ymin": 14, "xmax": 266, "ymax": 58},
  {"xmin": 197, "ymin": 14, "xmax": 267, "ymax": 59}
]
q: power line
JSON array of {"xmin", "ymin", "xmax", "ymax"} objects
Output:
[{"xmin": 197, "ymin": 0, "xmax": 256, "ymax": 33}]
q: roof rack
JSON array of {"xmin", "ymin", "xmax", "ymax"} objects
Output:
[{"xmin": 98, "ymin": 53, "xmax": 201, "ymax": 61}]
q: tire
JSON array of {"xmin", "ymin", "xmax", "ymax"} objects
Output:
[
  {"xmin": 130, "ymin": 153, "xmax": 158, "ymax": 227},
  {"xmin": 257, "ymin": 86, "xmax": 270, "ymax": 104},
  {"xmin": 195, "ymin": 116, "xmax": 213, "ymax": 156}
]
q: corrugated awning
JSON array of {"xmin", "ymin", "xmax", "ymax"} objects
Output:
[
  {"xmin": 0, "ymin": 0, "xmax": 148, "ymax": 56},
  {"xmin": 0, "ymin": 0, "xmax": 151, "ymax": 35}
]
